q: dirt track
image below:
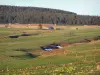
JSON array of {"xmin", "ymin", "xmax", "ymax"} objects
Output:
[{"xmin": 29, "ymin": 40, "xmax": 100, "ymax": 57}]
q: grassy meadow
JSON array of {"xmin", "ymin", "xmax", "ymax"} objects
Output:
[{"xmin": 0, "ymin": 25, "xmax": 100, "ymax": 75}]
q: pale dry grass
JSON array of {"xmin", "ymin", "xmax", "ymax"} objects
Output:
[
  {"xmin": 39, "ymin": 49, "xmax": 68, "ymax": 57},
  {"xmin": 0, "ymin": 24, "xmax": 100, "ymax": 30},
  {"xmin": 0, "ymin": 24, "xmax": 50, "ymax": 29},
  {"xmin": 70, "ymin": 25, "xmax": 100, "ymax": 29}
]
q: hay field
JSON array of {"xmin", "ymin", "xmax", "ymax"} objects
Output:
[{"xmin": 0, "ymin": 24, "xmax": 100, "ymax": 29}]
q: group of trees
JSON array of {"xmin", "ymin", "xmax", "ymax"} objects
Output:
[{"xmin": 0, "ymin": 5, "xmax": 100, "ymax": 25}]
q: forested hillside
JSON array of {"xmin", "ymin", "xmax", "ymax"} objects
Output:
[{"xmin": 0, "ymin": 5, "xmax": 100, "ymax": 25}]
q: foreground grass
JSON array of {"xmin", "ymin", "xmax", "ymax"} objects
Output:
[{"xmin": 0, "ymin": 26, "xmax": 100, "ymax": 74}]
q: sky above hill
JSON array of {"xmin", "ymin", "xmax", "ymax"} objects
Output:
[{"xmin": 0, "ymin": 0, "xmax": 100, "ymax": 16}]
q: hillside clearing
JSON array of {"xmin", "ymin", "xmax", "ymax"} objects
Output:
[{"xmin": 0, "ymin": 25, "xmax": 100, "ymax": 74}]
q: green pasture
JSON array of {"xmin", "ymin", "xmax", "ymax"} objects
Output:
[{"xmin": 0, "ymin": 26, "xmax": 100, "ymax": 75}]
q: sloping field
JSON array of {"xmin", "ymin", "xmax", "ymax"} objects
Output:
[{"xmin": 0, "ymin": 25, "xmax": 100, "ymax": 75}]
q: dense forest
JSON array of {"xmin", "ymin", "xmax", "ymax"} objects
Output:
[{"xmin": 0, "ymin": 5, "xmax": 100, "ymax": 25}]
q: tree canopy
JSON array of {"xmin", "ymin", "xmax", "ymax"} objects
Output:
[{"xmin": 0, "ymin": 5, "xmax": 100, "ymax": 25}]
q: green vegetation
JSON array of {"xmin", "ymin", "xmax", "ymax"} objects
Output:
[{"xmin": 0, "ymin": 26, "xmax": 100, "ymax": 75}]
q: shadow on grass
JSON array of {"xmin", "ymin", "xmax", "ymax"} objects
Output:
[
  {"xmin": 12, "ymin": 48, "xmax": 40, "ymax": 59},
  {"xmin": 10, "ymin": 53, "xmax": 39, "ymax": 59},
  {"xmin": 21, "ymin": 33, "xmax": 40, "ymax": 36},
  {"xmin": 15, "ymin": 48, "xmax": 33, "ymax": 52}
]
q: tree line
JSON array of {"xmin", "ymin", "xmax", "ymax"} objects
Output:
[{"xmin": 0, "ymin": 5, "xmax": 100, "ymax": 25}]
